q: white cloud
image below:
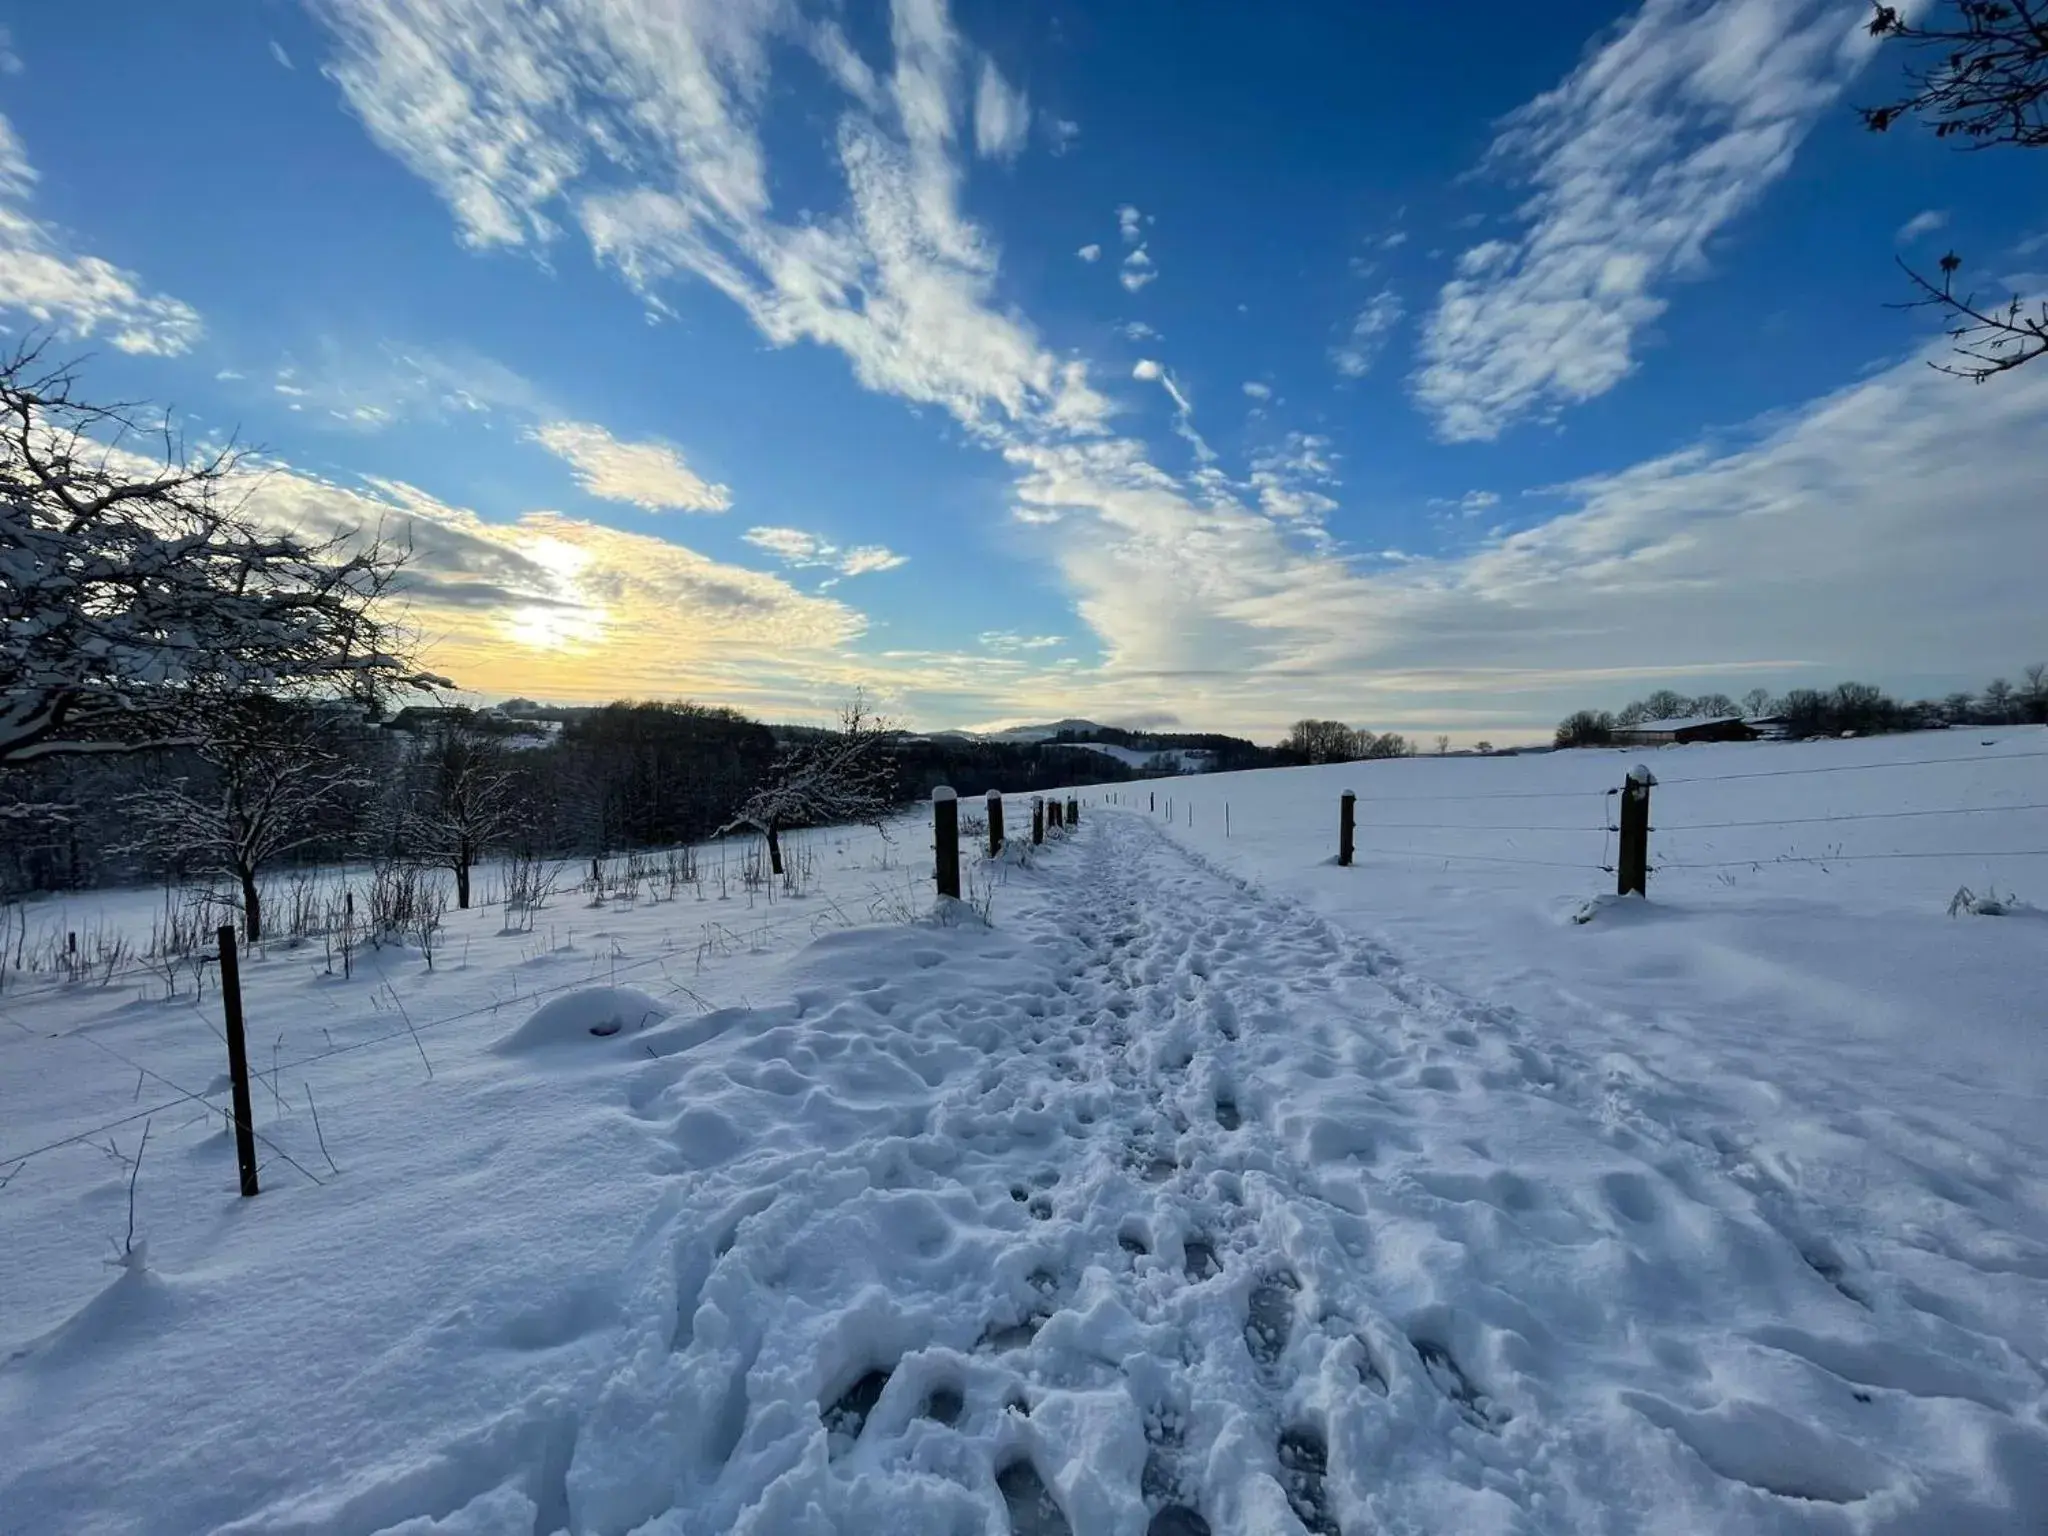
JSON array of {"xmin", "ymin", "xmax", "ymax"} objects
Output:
[
  {"xmin": 980, "ymin": 630, "xmax": 1064, "ymax": 651},
  {"xmin": 1460, "ymin": 489, "xmax": 1499, "ymax": 514},
  {"xmin": 1077, "ymin": 243, "xmax": 1101, "ymax": 263},
  {"xmin": 1047, "ymin": 117, "xmax": 1080, "ymax": 155},
  {"xmin": 305, "ymin": 0, "xmax": 2048, "ymax": 738},
  {"xmin": 1120, "ymin": 321, "xmax": 1158, "ymax": 341},
  {"xmin": 1897, "ymin": 208, "xmax": 1948, "ymax": 243},
  {"xmin": 0, "ymin": 110, "xmax": 201, "ymax": 354},
  {"xmin": 1242, "ymin": 381, "xmax": 1272, "ymax": 399},
  {"xmin": 528, "ymin": 420, "xmax": 731, "ymax": 512},
  {"xmin": 1120, "ymin": 246, "xmax": 1156, "ymax": 292},
  {"xmin": 223, "ymin": 458, "xmax": 867, "ymax": 710},
  {"xmin": 1380, "ymin": 230, "xmax": 1410, "ymax": 250},
  {"xmin": 1415, "ymin": 0, "xmax": 1880, "ymax": 442},
  {"xmin": 744, "ymin": 525, "xmax": 906, "ymax": 578},
  {"xmin": 315, "ymin": 0, "xmax": 1110, "ymax": 436},
  {"xmin": 1131, "ymin": 358, "xmax": 1162, "ymax": 382},
  {"xmin": 270, "ymin": 39, "xmax": 294, "ymax": 70},
  {"xmin": 1331, "ymin": 288, "xmax": 1404, "ymax": 377},
  {"xmin": 972, "ymin": 58, "xmax": 1029, "ymax": 161},
  {"xmin": 1117, "ymin": 204, "xmax": 1144, "ymax": 243}
]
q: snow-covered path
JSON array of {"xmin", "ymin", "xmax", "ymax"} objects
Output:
[
  {"xmin": 6, "ymin": 802, "xmax": 2045, "ymax": 1534},
  {"xmin": 528, "ymin": 810, "xmax": 2042, "ymax": 1534}
]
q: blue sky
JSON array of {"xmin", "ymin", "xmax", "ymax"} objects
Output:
[{"xmin": 3, "ymin": 1, "xmax": 2042, "ymax": 741}]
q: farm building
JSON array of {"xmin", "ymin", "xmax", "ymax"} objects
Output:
[{"xmin": 1611, "ymin": 715, "xmax": 1760, "ymax": 747}]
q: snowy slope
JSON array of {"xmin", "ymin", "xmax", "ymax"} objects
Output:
[
  {"xmin": 3, "ymin": 733, "xmax": 2047, "ymax": 1533},
  {"xmin": 1069, "ymin": 741, "xmax": 1213, "ymax": 775}
]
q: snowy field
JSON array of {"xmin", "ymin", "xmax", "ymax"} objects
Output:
[{"xmin": 3, "ymin": 728, "xmax": 2047, "ymax": 1534}]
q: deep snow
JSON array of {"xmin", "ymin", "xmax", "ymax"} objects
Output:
[{"xmin": 3, "ymin": 730, "xmax": 2046, "ymax": 1534}]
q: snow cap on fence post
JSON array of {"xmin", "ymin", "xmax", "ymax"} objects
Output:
[
  {"xmin": 1627, "ymin": 764, "xmax": 1658, "ymax": 787},
  {"xmin": 932, "ymin": 786, "xmax": 960, "ymax": 900},
  {"xmin": 986, "ymin": 788, "xmax": 1005, "ymax": 857}
]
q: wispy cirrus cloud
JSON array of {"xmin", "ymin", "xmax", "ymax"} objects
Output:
[
  {"xmin": 305, "ymin": 0, "xmax": 2048, "ymax": 741},
  {"xmin": 979, "ymin": 630, "xmax": 1064, "ymax": 652},
  {"xmin": 972, "ymin": 58, "xmax": 1029, "ymax": 161},
  {"xmin": 527, "ymin": 420, "xmax": 731, "ymax": 512},
  {"xmin": 0, "ymin": 109, "xmax": 201, "ymax": 354},
  {"xmin": 1896, "ymin": 208, "xmax": 1947, "ymax": 243},
  {"xmin": 1332, "ymin": 288, "xmax": 1404, "ymax": 377},
  {"xmin": 743, "ymin": 525, "xmax": 907, "ymax": 580},
  {"xmin": 1415, "ymin": 0, "xmax": 1877, "ymax": 442}
]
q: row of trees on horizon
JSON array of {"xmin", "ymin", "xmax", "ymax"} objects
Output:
[{"xmin": 1556, "ymin": 671, "xmax": 2048, "ymax": 748}]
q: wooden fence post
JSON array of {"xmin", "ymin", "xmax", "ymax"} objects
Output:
[
  {"xmin": 1338, "ymin": 790, "xmax": 1356, "ymax": 867},
  {"xmin": 1067, "ymin": 797, "xmax": 1079, "ymax": 825},
  {"xmin": 1149, "ymin": 791, "xmax": 1155, "ymax": 813},
  {"xmin": 216, "ymin": 925, "xmax": 260, "ymax": 1197},
  {"xmin": 1049, "ymin": 798, "xmax": 1063, "ymax": 830},
  {"xmin": 933, "ymin": 787, "xmax": 960, "ymax": 899},
  {"xmin": 987, "ymin": 789, "xmax": 1004, "ymax": 857},
  {"xmin": 1033, "ymin": 796, "xmax": 1045, "ymax": 845},
  {"xmin": 1617, "ymin": 767, "xmax": 1655, "ymax": 896}
]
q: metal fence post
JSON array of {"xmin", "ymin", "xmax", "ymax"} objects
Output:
[
  {"xmin": 933, "ymin": 787, "xmax": 960, "ymax": 899},
  {"xmin": 1339, "ymin": 790, "xmax": 1357, "ymax": 867},
  {"xmin": 216, "ymin": 925, "xmax": 260, "ymax": 1197},
  {"xmin": 1617, "ymin": 767, "xmax": 1655, "ymax": 896}
]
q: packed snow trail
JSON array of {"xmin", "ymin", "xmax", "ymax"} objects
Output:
[
  {"xmin": 7, "ymin": 807, "xmax": 2043, "ymax": 1533},
  {"xmin": 503, "ymin": 810, "xmax": 2040, "ymax": 1534}
]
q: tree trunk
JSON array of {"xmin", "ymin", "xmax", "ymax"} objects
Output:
[
  {"xmin": 240, "ymin": 869, "xmax": 262, "ymax": 944},
  {"xmin": 455, "ymin": 858, "xmax": 471, "ymax": 910},
  {"xmin": 766, "ymin": 822, "xmax": 783, "ymax": 876}
]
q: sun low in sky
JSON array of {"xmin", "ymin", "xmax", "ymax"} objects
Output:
[{"xmin": 3, "ymin": 2, "xmax": 2042, "ymax": 741}]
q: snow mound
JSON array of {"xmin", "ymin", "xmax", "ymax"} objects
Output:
[{"xmin": 494, "ymin": 986, "xmax": 671, "ymax": 1054}]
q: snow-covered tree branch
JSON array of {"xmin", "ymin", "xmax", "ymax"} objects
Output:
[
  {"xmin": 1, "ymin": 343, "xmax": 446, "ymax": 766},
  {"xmin": 719, "ymin": 692, "xmax": 897, "ymax": 874}
]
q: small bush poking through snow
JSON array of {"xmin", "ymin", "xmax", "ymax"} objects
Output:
[{"xmin": 1948, "ymin": 884, "xmax": 2022, "ymax": 917}]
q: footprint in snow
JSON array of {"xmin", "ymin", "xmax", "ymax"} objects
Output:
[
  {"xmin": 1183, "ymin": 1238, "xmax": 1221, "ymax": 1283},
  {"xmin": 822, "ymin": 1366, "xmax": 891, "ymax": 1454},
  {"xmin": 921, "ymin": 1385, "xmax": 964, "ymax": 1426},
  {"xmin": 1276, "ymin": 1426, "xmax": 1339, "ymax": 1535},
  {"xmin": 1414, "ymin": 1338, "xmax": 1504, "ymax": 1430},
  {"xmin": 998, "ymin": 1458, "xmax": 1072, "ymax": 1536},
  {"xmin": 1245, "ymin": 1271, "xmax": 1300, "ymax": 1376}
]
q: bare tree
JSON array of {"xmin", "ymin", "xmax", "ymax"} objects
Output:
[
  {"xmin": 1862, "ymin": 3, "xmax": 2048, "ymax": 377},
  {"xmin": 2023, "ymin": 661, "xmax": 2048, "ymax": 722},
  {"xmin": 1741, "ymin": 687, "xmax": 1774, "ymax": 718},
  {"xmin": 1282, "ymin": 720, "xmax": 1359, "ymax": 764},
  {"xmin": 1, "ymin": 344, "xmax": 443, "ymax": 766},
  {"xmin": 402, "ymin": 724, "xmax": 518, "ymax": 909},
  {"xmin": 1435, "ymin": 734, "xmax": 1451, "ymax": 755},
  {"xmin": 123, "ymin": 699, "xmax": 370, "ymax": 942},
  {"xmin": 719, "ymin": 692, "xmax": 896, "ymax": 874}
]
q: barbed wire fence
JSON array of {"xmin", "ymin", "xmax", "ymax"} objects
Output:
[
  {"xmin": 0, "ymin": 823, "xmax": 953, "ymax": 1196},
  {"xmin": 1126, "ymin": 745, "xmax": 2048, "ymax": 888}
]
